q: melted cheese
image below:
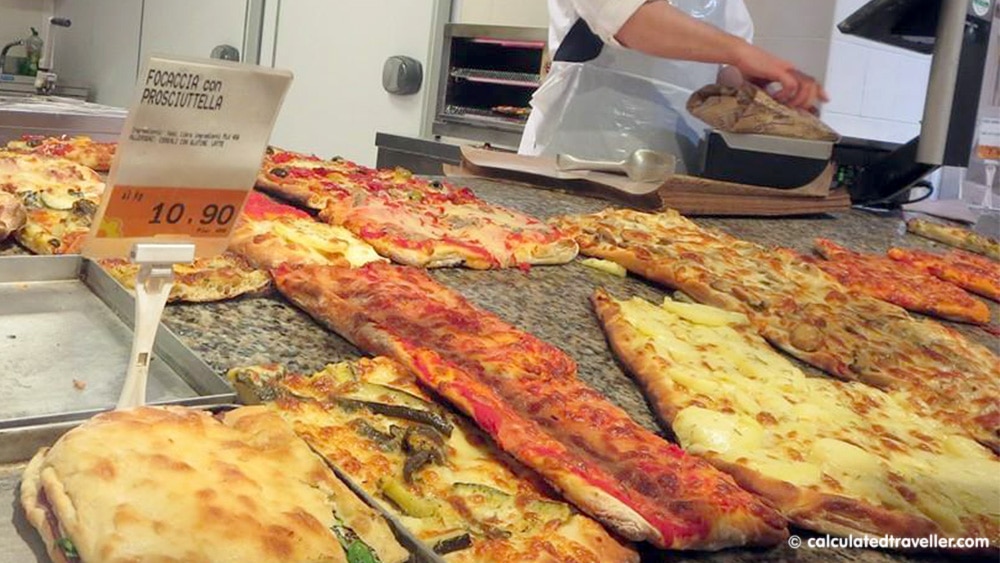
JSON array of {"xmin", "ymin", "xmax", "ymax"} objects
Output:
[
  {"xmin": 614, "ymin": 295, "xmax": 1000, "ymax": 539},
  {"xmin": 248, "ymin": 359, "xmax": 633, "ymax": 563},
  {"xmin": 271, "ymin": 219, "xmax": 384, "ymax": 267}
]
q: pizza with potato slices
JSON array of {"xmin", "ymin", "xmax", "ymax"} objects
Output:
[
  {"xmin": 592, "ymin": 290, "xmax": 999, "ymax": 548},
  {"xmin": 228, "ymin": 357, "xmax": 638, "ymax": 563},
  {"xmin": 100, "ymin": 252, "xmax": 271, "ymax": 303},
  {"xmin": 272, "ymin": 262, "xmax": 789, "ymax": 550},
  {"xmin": 555, "ymin": 208, "xmax": 1000, "ymax": 453}
]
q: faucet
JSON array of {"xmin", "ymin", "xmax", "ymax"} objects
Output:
[{"xmin": 0, "ymin": 39, "xmax": 24, "ymax": 75}]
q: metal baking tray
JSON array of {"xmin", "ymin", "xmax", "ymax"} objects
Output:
[
  {"xmin": 0, "ymin": 409, "xmax": 444, "ymax": 563},
  {"xmin": 0, "ymin": 255, "xmax": 235, "ymax": 429}
]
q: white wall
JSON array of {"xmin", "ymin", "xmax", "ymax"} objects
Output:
[
  {"xmin": 52, "ymin": 0, "xmax": 142, "ymax": 107},
  {"xmin": 821, "ymin": 0, "xmax": 931, "ymax": 143},
  {"xmin": 452, "ymin": 0, "xmax": 548, "ymax": 27},
  {"xmin": 744, "ymin": 0, "xmax": 836, "ymax": 84},
  {"xmin": 0, "ymin": 0, "xmax": 53, "ymax": 73}
]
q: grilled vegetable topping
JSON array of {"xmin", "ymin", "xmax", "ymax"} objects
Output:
[
  {"xmin": 381, "ymin": 478, "xmax": 438, "ymax": 518},
  {"xmin": 431, "ymin": 531, "xmax": 473, "ymax": 554},
  {"xmin": 451, "ymin": 482, "xmax": 573, "ymax": 533},
  {"xmin": 332, "ymin": 523, "xmax": 381, "ymax": 563},
  {"xmin": 337, "ymin": 398, "xmax": 453, "ymax": 437},
  {"xmin": 55, "ymin": 537, "xmax": 79, "ymax": 559}
]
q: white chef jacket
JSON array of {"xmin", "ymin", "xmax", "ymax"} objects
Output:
[{"xmin": 519, "ymin": 0, "xmax": 754, "ymax": 173}]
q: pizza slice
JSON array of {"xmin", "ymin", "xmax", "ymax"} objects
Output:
[
  {"xmin": 21, "ymin": 406, "xmax": 408, "ymax": 563},
  {"xmin": 272, "ymin": 262, "xmax": 789, "ymax": 550},
  {"xmin": 591, "ymin": 290, "xmax": 999, "ymax": 548},
  {"xmin": 812, "ymin": 238, "xmax": 990, "ymax": 324},
  {"xmin": 5, "ymin": 135, "xmax": 116, "ymax": 172},
  {"xmin": 228, "ymin": 357, "xmax": 638, "ymax": 563},
  {"xmin": 259, "ymin": 147, "xmax": 578, "ymax": 269},
  {"xmin": 556, "ymin": 208, "xmax": 1000, "ymax": 453},
  {"xmin": 888, "ymin": 247, "xmax": 1000, "ymax": 302},
  {"xmin": 229, "ymin": 191, "xmax": 385, "ymax": 269},
  {"xmin": 0, "ymin": 151, "xmax": 105, "ymax": 254},
  {"xmin": 907, "ymin": 219, "xmax": 1000, "ymax": 261},
  {"xmin": 100, "ymin": 252, "xmax": 271, "ymax": 302}
]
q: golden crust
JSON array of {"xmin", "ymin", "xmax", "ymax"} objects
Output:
[
  {"xmin": 591, "ymin": 289, "xmax": 999, "ymax": 548},
  {"xmin": 274, "ymin": 264, "xmax": 790, "ymax": 551},
  {"xmin": 20, "ymin": 406, "xmax": 407, "ymax": 563},
  {"xmin": 100, "ymin": 252, "xmax": 272, "ymax": 303}
]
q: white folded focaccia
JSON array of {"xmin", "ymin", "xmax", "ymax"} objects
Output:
[{"xmin": 21, "ymin": 405, "xmax": 408, "ymax": 563}]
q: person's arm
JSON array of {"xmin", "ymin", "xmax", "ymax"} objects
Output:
[{"xmin": 613, "ymin": 1, "xmax": 827, "ymax": 109}]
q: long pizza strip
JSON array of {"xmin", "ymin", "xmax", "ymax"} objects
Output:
[
  {"xmin": 907, "ymin": 218, "xmax": 1000, "ymax": 261},
  {"xmin": 258, "ymin": 147, "xmax": 578, "ymax": 269},
  {"xmin": 272, "ymin": 262, "xmax": 788, "ymax": 550},
  {"xmin": 592, "ymin": 289, "xmax": 1000, "ymax": 548},
  {"xmin": 228, "ymin": 359, "xmax": 639, "ymax": 563},
  {"xmin": 811, "ymin": 238, "xmax": 990, "ymax": 324},
  {"xmin": 887, "ymin": 247, "xmax": 1000, "ymax": 302},
  {"xmin": 556, "ymin": 208, "xmax": 1000, "ymax": 454}
]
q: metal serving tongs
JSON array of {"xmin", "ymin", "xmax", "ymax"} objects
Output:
[
  {"xmin": 116, "ymin": 243, "xmax": 195, "ymax": 409},
  {"xmin": 556, "ymin": 149, "xmax": 676, "ymax": 183}
]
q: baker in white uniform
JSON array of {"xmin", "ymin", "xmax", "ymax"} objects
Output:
[{"xmin": 519, "ymin": 0, "xmax": 828, "ymax": 172}]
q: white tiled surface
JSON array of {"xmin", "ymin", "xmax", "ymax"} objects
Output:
[{"xmin": 819, "ymin": 0, "xmax": 931, "ymax": 142}]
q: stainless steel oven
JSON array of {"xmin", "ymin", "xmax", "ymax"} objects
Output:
[{"xmin": 432, "ymin": 24, "xmax": 547, "ymax": 148}]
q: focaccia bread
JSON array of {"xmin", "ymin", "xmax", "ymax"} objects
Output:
[
  {"xmin": 21, "ymin": 406, "xmax": 408, "ymax": 563},
  {"xmin": 592, "ymin": 290, "xmax": 999, "ymax": 548}
]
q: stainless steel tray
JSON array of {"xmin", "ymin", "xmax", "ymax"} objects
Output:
[{"xmin": 0, "ymin": 255, "xmax": 235, "ymax": 428}]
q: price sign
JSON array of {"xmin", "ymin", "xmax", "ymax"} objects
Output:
[
  {"xmin": 977, "ymin": 118, "xmax": 1000, "ymax": 161},
  {"xmin": 84, "ymin": 56, "xmax": 293, "ymax": 258}
]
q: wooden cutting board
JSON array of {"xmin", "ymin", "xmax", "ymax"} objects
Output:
[{"xmin": 446, "ymin": 147, "xmax": 849, "ymax": 216}]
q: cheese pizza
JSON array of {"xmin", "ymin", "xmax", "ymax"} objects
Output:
[
  {"xmin": 811, "ymin": 238, "xmax": 990, "ymax": 324},
  {"xmin": 21, "ymin": 406, "xmax": 407, "ymax": 563},
  {"xmin": 258, "ymin": 147, "xmax": 578, "ymax": 269},
  {"xmin": 228, "ymin": 191, "xmax": 385, "ymax": 269},
  {"xmin": 5, "ymin": 135, "xmax": 116, "ymax": 172},
  {"xmin": 556, "ymin": 208, "xmax": 1000, "ymax": 453},
  {"xmin": 888, "ymin": 247, "xmax": 1000, "ymax": 302},
  {"xmin": 272, "ymin": 262, "xmax": 789, "ymax": 550},
  {"xmin": 907, "ymin": 218, "xmax": 1000, "ymax": 261},
  {"xmin": 229, "ymin": 358, "xmax": 638, "ymax": 563},
  {"xmin": 100, "ymin": 252, "xmax": 272, "ymax": 302},
  {"xmin": 593, "ymin": 290, "xmax": 999, "ymax": 547}
]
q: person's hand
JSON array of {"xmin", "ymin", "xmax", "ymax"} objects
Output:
[{"xmin": 729, "ymin": 42, "xmax": 829, "ymax": 111}]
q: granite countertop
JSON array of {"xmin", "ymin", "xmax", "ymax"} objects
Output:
[{"xmin": 2, "ymin": 178, "xmax": 995, "ymax": 563}]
